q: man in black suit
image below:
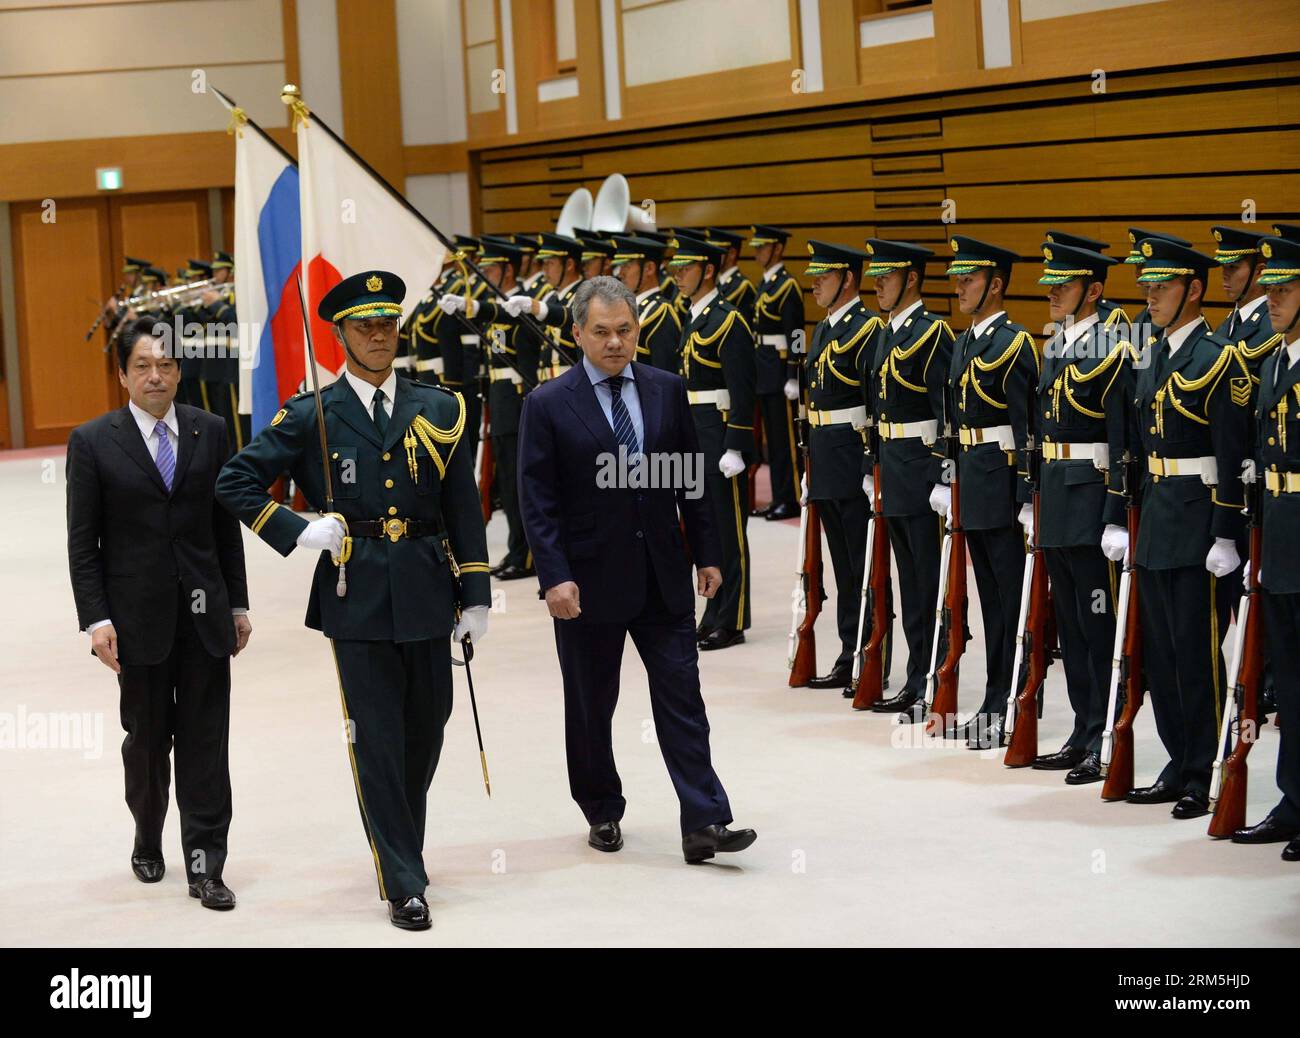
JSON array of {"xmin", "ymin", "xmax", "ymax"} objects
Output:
[
  {"xmin": 517, "ymin": 276, "xmax": 756, "ymax": 863},
  {"xmin": 66, "ymin": 317, "xmax": 250, "ymax": 909}
]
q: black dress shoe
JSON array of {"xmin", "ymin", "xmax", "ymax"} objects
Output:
[
  {"xmin": 1065, "ymin": 752, "xmax": 1103, "ymax": 785},
  {"xmin": 806, "ymin": 665, "xmax": 852, "ymax": 689},
  {"xmin": 698, "ymin": 628, "xmax": 744, "ymax": 651},
  {"xmin": 187, "ymin": 878, "xmax": 236, "ymax": 910},
  {"xmin": 131, "ymin": 855, "xmax": 165, "ymax": 884},
  {"xmin": 1231, "ymin": 815, "xmax": 1300, "ymax": 845},
  {"xmin": 842, "ymin": 677, "xmax": 889, "ymax": 699},
  {"xmin": 1032, "ymin": 745, "xmax": 1087, "ymax": 771},
  {"xmin": 588, "ymin": 821, "xmax": 623, "ymax": 852},
  {"xmin": 695, "ymin": 621, "xmax": 714, "ymax": 641},
  {"xmin": 1126, "ymin": 779, "xmax": 1182, "ymax": 805},
  {"xmin": 1283, "ymin": 837, "xmax": 1300, "ymax": 862},
  {"xmin": 1171, "ymin": 791, "xmax": 1210, "ymax": 819},
  {"xmin": 750, "ymin": 504, "xmax": 773, "ymax": 519},
  {"xmin": 388, "ymin": 895, "xmax": 431, "ymax": 931},
  {"xmin": 965, "ymin": 713, "xmax": 1005, "ymax": 750},
  {"xmin": 682, "ymin": 823, "xmax": 757, "ymax": 864},
  {"xmin": 765, "ymin": 501, "xmax": 799, "ymax": 521},
  {"xmin": 495, "ymin": 564, "xmax": 535, "ymax": 581},
  {"xmin": 871, "ymin": 688, "xmax": 920, "ymax": 713}
]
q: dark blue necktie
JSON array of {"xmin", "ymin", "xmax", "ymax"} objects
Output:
[{"xmin": 603, "ymin": 375, "xmax": 640, "ymax": 459}]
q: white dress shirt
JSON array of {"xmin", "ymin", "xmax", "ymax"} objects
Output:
[
  {"xmin": 583, "ymin": 355, "xmax": 645, "ymax": 451},
  {"xmin": 826, "ymin": 297, "xmax": 858, "ymax": 328},
  {"xmin": 345, "ymin": 368, "xmax": 397, "ymax": 418},
  {"xmin": 636, "ymin": 286, "xmax": 660, "ymax": 306},
  {"xmin": 1285, "ymin": 337, "xmax": 1300, "ymax": 369},
  {"xmin": 1060, "ymin": 311, "xmax": 1101, "ymax": 353},
  {"xmin": 689, "ymin": 287, "xmax": 719, "ymax": 323},
  {"xmin": 763, "ymin": 261, "xmax": 785, "ymax": 283},
  {"xmin": 1164, "ymin": 315, "xmax": 1206, "ymax": 357},
  {"xmin": 971, "ymin": 309, "xmax": 1006, "ymax": 339},
  {"xmin": 888, "ymin": 298, "xmax": 924, "ymax": 334}
]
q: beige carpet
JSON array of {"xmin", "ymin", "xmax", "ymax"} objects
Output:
[{"xmin": 1, "ymin": 447, "xmax": 1295, "ymax": 947}]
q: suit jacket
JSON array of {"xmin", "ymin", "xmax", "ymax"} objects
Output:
[
  {"xmin": 66, "ymin": 404, "xmax": 248, "ymax": 666},
  {"xmin": 216, "ymin": 376, "xmax": 490, "ymax": 642},
  {"xmin": 517, "ymin": 362, "xmax": 721, "ymax": 624}
]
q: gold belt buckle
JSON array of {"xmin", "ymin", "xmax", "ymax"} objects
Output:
[
  {"xmin": 384, "ymin": 518, "xmax": 407, "ymax": 543},
  {"xmin": 1148, "ymin": 456, "xmax": 1166, "ymax": 477},
  {"xmin": 958, "ymin": 427, "xmax": 973, "ymax": 446}
]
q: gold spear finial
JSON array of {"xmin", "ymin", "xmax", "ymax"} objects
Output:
[
  {"xmin": 225, "ymin": 105, "xmax": 248, "ymax": 138},
  {"xmin": 281, "ymin": 83, "xmax": 310, "ymax": 130}
]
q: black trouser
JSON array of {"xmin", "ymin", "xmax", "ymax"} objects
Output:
[
  {"xmin": 554, "ymin": 544, "xmax": 732, "ymax": 835},
  {"xmin": 818, "ymin": 495, "xmax": 869, "ymax": 671},
  {"xmin": 204, "ymin": 380, "xmax": 250, "ymax": 453},
  {"xmin": 758, "ymin": 392, "xmax": 799, "ymax": 508},
  {"xmin": 966, "ymin": 525, "xmax": 1026, "ymax": 716},
  {"xmin": 1260, "ymin": 591, "xmax": 1300, "ymax": 827},
  {"xmin": 117, "ymin": 589, "xmax": 231, "ymax": 882},
  {"xmin": 700, "ymin": 466, "xmax": 751, "ymax": 633},
  {"xmin": 464, "ymin": 386, "xmax": 483, "ymax": 471},
  {"xmin": 492, "ymin": 431, "xmax": 530, "ymax": 569},
  {"xmin": 329, "ymin": 637, "xmax": 453, "ymax": 901},
  {"xmin": 886, "ymin": 513, "xmax": 943, "ymax": 697},
  {"xmin": 1137, "ymin": 565, "xmax": 1233, "ymax": 796},
  {"xmin": 1044, "ymin": 545, "xmax": 1116, "ymax": 752}
]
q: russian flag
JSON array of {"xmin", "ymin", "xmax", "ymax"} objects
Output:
[{"xmin": 231, "ymin": 122, "xmax": 313, "ymax": 434}]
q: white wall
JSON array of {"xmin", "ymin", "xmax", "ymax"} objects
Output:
[
  {"xmin": 296, "ymin": 0, "xmax": 345, "ymax": 131},
  {"xmin": 405, "ymin": 172, "xmax": 471, "ymax": 237},
  {"xmin": 621, "ymin": 0, "xmax": 792, "ymax": 88},
  {"xmin": 396, "ymin": 0, "xmax": 468, "ymax": 145}
]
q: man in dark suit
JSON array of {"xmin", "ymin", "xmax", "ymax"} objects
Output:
[
  {"xmin": 66, "ymin": 316, "xmax": 250, "ymax": 909},
  {"xmin": 517, "ymin": 275, "xmax": 756, "ymax": 864}
]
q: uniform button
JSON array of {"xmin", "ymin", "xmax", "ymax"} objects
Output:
[
  {"xmin": 331, "ymin": 452, "xmax": 339, "ymax": 460},
  {"xmin": 635, "ymin": 531, "xmax": 644, "ymax": 539},
  {"xmin": 383, "ymin": 452, "xmax": 391, "ymax": 461},
  {"xmin": 1153, "ymin": 475, "xmax": 1160, "ymax": 483},
  {"xmin": 1270, "ymin": 411, "xmax": 1277, "ymax": 419},
  {"xmin": 1268, "ymin": 437, "xmax": 1277, "ymax": 446},
  {"xmin": 388, "ymin": 506, "xmax": 398, "ymax": 516},
  {"xmin": 1044, "ymin": 411, "xmax": 1050, "ymax": 418},
  {"xmin": 385, "ymin": 478, "xmax": 394, "ymax": 488},
  {"xmin": 1149, "ymin": 426, "xmax": 1156, "ymax": 434}
]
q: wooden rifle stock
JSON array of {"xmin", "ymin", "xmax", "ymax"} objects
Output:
[
  {"xmin": 478, "ymin": 399, "xmax": 494, "ymax": 523},
  {"xmin": 925, "ymin": 475, "xmax": 967, "ymax": 736},
  {"xmin": 789, "ymin": 503, "xmax": 823, "ymax": 687},
  {"xmin": 852, "ymin": 461, "xmax": 891, "ymax": 710},
  {"xmin": 1100, "ymin": 497, "xmax": 1144, "ymax": 801},
  {"xmin": 1003, "ymin": 490, "xmax": 1051, "ymax": 765},
  {"xmin": 1208, "ymin": 514, "xmax": 1264, "ymax": 837}
]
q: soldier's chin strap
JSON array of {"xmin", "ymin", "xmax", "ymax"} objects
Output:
[
  {"xmin": 1231, "ymin": 256, "xmax": 1263, "ymax": 308},
  {"xmin": 1283, "ymin": 296, "xmax": 1300, "ymax": 336},
  {"xmin": 973, "ymin": 268, "xmax": 996, "ymax": 316},
  {"xmin": 1162, "ymin": 277, "xmax": 1193, "ymax": 339},
  {"xmin": 340, "ymin": 331, "xmax": 391, "ymax": 375}
]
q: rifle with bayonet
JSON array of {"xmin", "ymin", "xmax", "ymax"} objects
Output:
[
  {"xmin": 923, "ymin": 430, "xmax": 968, "ymax": 736},
  {"xmin": 850, "ymin": 423, "xmax": 892, "ymax": 710},
  {"xmin": 1100, "ymin": 451, "xmax": 1144, "ymax": 800},
  {"xmin": 788, "ymin": 351, "xmax": 823, "ymax": 687}
]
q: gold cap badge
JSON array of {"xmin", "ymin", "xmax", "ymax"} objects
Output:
[
  {"xmin": 950, "ymin": 239, "xmax": 959, "ymax": 252},
  {"xmin": 1141, "ymin": 242, "xmax": 1153, "ymax": 257},
  {"xmin": 1213, "ymin": 229, "xmax": 1223, "ymax": 242},
  {"xmin": 1128, "ymin": 231, "xmax": 1137, "ymax": 244},
  {"xmin": 1263, "ymin": 242, "xmax": 1273, "ymax": 258},
  {"xmin": 366, "ymin": 274, "xmax": 383, "ymax": 292},
  {"xmin": 1043, "ymin": 247, "xmax": 1054, "ymax": 261},
  {"xmin": 866, "ymin": 243, "xmax": 874, "ymax": 255}
]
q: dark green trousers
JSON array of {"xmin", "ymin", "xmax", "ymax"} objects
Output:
[{"xmin": 330, "ymin": 638, "xmax": 453, "ymax": 900}]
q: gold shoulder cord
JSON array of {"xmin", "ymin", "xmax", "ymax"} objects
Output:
[{"xmin": 404, "ymin": 392, "xmax": 467, "ymax": 482}]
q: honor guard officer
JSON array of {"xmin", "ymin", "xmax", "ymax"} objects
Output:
[
  {"xmin": 514, "ymin": 232, "xmax": 546, "ymax": 294},
  {"xmin": 1232, "ymin": 235, "xmax": 1300, "ymax": 861},
  {"xmin": 199, "ymin": 252, "xmax": 246, "ymax": 451},
  {"xmin": 801, "ymin": 241, "xmax": 883, "ymax": 687},
  {"xmin": 671, "ymin": 233, "xmax": 758, "ymax": 651},
  {"xmin": 640, "ymin": 231, "xmax": 684, "ymax": 307},
  {"xmin": 1124, "ymin": 228, "xmax": 1191, "ymax": 339},
  {"xmin": 941, "ymin": 237, "xmax": 1039, "ymax": 748},
  {"xmin": 750, "ymin": 225, "xmax": 806, "ymax": 521},
  {"xmin": 861, "ymin": 239, "xmax": 955, "ymax": 718},
  {"xmin": 612, "ymin": 235, "xmax": 683, "ymax": 372},
  {"xmin": 509, "ymin": 232, "xmax": 585, "ymax": 381},
  {"xmin": 441, "ymin": 241, "xmax": 491, "ymax": 462},
  {"xmin": 441, "ymin": 238, "xmax": 540, "ymax": 580},
  {"xmin": 1044, "ymin": 230, "xmax": 1131, "ymax": 330},
  {"xmin": 708, "ymin": 228, "xmax": 758, "ymax": 315},
  {"xmin": 1031, "ymin": 242, "xmax": 1132, "ymax": 781},
  {"xmin": 575, "ymin": 232, "xmax": 615, "ymax": 280},
  {"xmin": 216, "ymin": 270, "xmax": 492, "ymax": 931},
  {"xmin": 170, "ymin": 260, "xmax": 210, "ymax": 411},
  {"xmin": 1104, "ymin": 238, "xmax": 1250, "ymax": 818}
]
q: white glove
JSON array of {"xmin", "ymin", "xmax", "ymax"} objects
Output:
[
  {"xmin": 1205, "ymin": 537, "xmax": 1242, "ymax": 578},
  {"xmin": 928, "ymin": 484, "xmax": 952, "ymax": 518},
  {"xmin": 801, "ymin": 473, "xmax": 809, "ymax": 506},
  {"xmin": 1017, "ymin": 503, "xmax": 1034, "ymax": 542},
  {"xmin": 438, "ymin": 293, "xmax": 467, "ymax": 315},
  {"xmin": 783, "ymin": 378, "xmax": 799, "ymax": 401},
  {"xmin": 502, "ymin": 295, "xmax": 539, "ymax": 319},
  {"xmin": 452, "ymin": 604, "xmax": 490, "ymax": 645},
  {"xmin": 861, "ymin": 473, "xmax": 875, "ymax": 503},
  {"xmin": 297, "ymin": 515, "xmax": 345, "ymax": 556},
  {"xmin": 719, "ymin": 449, "xmax": 746, "ymax": 479},
  {"xmin": 1101, "ymin": 523, "xmax": 1129, "ymax": 563}
]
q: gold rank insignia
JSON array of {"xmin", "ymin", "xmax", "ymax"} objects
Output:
[
  {"xmin": 1231, "ymin": 376, "xmax": 1251, "ymax": 406},
  {"xmin": 1141, "ymin": 242, "xmax": 1153, "ymax": 257},
  {"xmin": 1044, "ymin": 247, "xmax": 1054, "ymax": 260},
  {"xmin": 270, "ymin": 408, "xmax": 288, "ymax": 426},
  {"xmin": 366, "ymin": 274, "xmax": 383, "ymax": 292},
  {"xmin": 1263, "ymin": 242, "xmax": 1274, "ymax": 258}
]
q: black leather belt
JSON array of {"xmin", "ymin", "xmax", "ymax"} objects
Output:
[{"xmin": 349, "ymin": 519, "xmax": 444, "ymax": 543}]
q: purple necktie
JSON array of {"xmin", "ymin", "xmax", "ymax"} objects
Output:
[{"xmin": 154, "ymin": 420, "xmax": 175, "ymax": 491}]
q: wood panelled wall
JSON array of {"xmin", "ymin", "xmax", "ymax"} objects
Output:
[{"xmin": 473, "ymin": 56, "xmax": 1300, "ymax": 338}]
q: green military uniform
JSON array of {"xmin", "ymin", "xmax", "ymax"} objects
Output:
[
  {"xmin": 1124, "ymin": 228, "xmax": 1190, "ymax": 341},
  {"xmin": 750, "ymin": 225, "xmax": 806, "ymax": 516},
  {"xmin": 671, "ymin": 233, "xmax": 757, "ymax": 645},
  {"xmin": 709, "ymin": 228, "xmax": 758, "ymax": 317},
  {"xmin": 802, "ymin": 241, "xmax": 883, "ymax": 680},
  {"xmin": 611, "ymin": 235, "xmax": 682, "ymax": 372},
  {"xmin": 942, "ymin": 237, "xmax": 1039, "ymax": 743},
  {"xmin": 1124, "ymin": 238, "xmax": 1250, "ymax": 811},
  {"xmin": 536, "ymin": 233, "xmax": 585, "ymax": 380},
  {"xmin": 216, "ymin": 270, "xmax": 491, "ymax": 905},
  {"xmin": 1033, "ymin": 242, "xmax": 1132, "ymax": 775},
  {"xmin": 1044, "ymin": 230, "xmax": 1131, "ymax": 331},
  {"xmin": 861, "ymin": 240, "xmax": 955, "ymax": 715},
  {"xmin": 1247, "ymin": 236, "xmax": 1300, "ymax": 855}
]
